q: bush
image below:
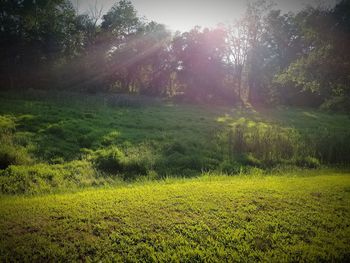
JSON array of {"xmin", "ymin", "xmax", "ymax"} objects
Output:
[
  {"xmin": 238, "ymin": 153, "xmax": 263, "ymax": 167},
  {"xmin": 320, "ymin": 96, "xmax": 350, "ymax": 113},
  {"xmin": 224, "ymin": 120, "xmax": 350, "ymax": 168},
  {"xmin": 0, "ymin": 161, "xmax": 109, "ymax": 195},
  {"xmin": 228, "ymin": 124, "xmax": 300, "ymax": 160},
  {"xmin": 296, "ymin": 156, "xmax": 320, "ymax": 169},
  {"xmin": 101, "ymin": 131, "xmax": 120, "ymax": 146},
  {"xmin": 226, "ymin": 123, "xmax": 308, "ymax": 168},
  {"xmin": 0, "ymin": 117, "xmax": 33, "ymax": 169},
  {"xmin": 91, "ymin": 146, "xmax": 152, "ymax": 179},
  {"xmin": 93, "ymin": 147, "xmax": 125, "ymax": 174},
  {"xmin": 0, "ymin": 144, "xmax": 32, "ymax": 169},
  {"xmin": 0, "ymin": 116, "xmax": 15, "ymax": 132}
]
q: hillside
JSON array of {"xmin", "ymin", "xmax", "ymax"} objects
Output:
[
  {"xmin": 1, "ymin": 92, "xmax": 350, "ymax": 195},
  {"xmin": 0, "ymin": 92, "xmax": 349, "ymax": 261}
]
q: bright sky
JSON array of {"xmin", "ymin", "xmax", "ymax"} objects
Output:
[{"xmin": 72, "ymin": 0, "xmax": 337, "ymax": 32}]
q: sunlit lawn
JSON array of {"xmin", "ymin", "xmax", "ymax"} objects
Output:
[{"xmin": 1, "ymin": 170, "xmax": 349, "ymax": 261}]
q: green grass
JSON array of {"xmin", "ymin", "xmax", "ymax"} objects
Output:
[
  {"xmin": 1, "ymin": 91, "xmax": 350, "ymax": 261},
  {"xmin": 0, "ymin": 170, "xmax": 349, "ymax": 262},
  {"xmin": 0, "ymin": 90, "xmax": 349, "ymax": 194}
]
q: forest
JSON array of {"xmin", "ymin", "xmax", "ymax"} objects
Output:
[
  {"xmin": 0, "ymin": 0, "xmax": 350, "ymax": 262},
  {"xmin": 1, "ymin": 0, "xmax": 350, "ymax": 110}
]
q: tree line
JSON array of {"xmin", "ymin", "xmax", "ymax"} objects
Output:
[{"xmin": 1, "ymin": 0, "xmax": 349, "ymax": 110}]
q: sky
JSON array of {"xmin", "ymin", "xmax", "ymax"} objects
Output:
[{"xmin": 72, "ymin": 0, "xmax": 337, "ymax": 32}]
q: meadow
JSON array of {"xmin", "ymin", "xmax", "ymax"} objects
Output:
[
  {"xmin": 0, "ymin": 91, "xmax": 350, "ymax": 261},
  {"xmin": 0, "ymin": 91, "xmax": 350, "ymax": 194}
]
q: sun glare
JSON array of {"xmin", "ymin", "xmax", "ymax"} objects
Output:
[
  {"xmin": 136, "ymin": 0, "xmax": 245, "ymax": 32},
  {"xmin": 74, "ymin": 0, "xmax": 335, "ymax": 32}
]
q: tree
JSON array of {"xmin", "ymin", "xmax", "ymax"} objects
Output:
[
  {"xmin": 224, "ymin": 0, "xmax": 272, "ymax": 104},
  {"xmin": 172, "ymin": 27, "xmax": 230, "ymax": 102},
  {"xmin": 0, "ymin": 0, "xmax": 84, "ymax": 90},
  {"xmin": 106, "ymin": 21, "xmax": 172, "ymax": 94},
  {"xmin": 101, "ymin": 0, "xmax": 140, "ymax": 39},
  {"xmin": 250, "ymin": 10, "xmax": 304, "ymax": 105},
  {"xmin": 225, "ymin": 21, "xmax": 249, "ymax": 101},
  {"xmin": 274, "ymin": 0, "xmax": 350, "ymax": 110}
]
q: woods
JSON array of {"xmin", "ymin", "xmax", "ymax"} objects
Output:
[{"xmin": 1, "ymin": 0, "xmax": 349, "ymax": 110}]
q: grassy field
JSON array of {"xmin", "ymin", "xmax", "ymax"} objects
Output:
[
  {"xmin": 0, "ymin": 91, "xmax": 349, "ymax": 194},
  {"xmin": 1, "ymin": 170, "xmax": 349, "ymax": 262},
  {"xmin": 0, "ymin": 91, "xmax": 350, "ymax": 261}
]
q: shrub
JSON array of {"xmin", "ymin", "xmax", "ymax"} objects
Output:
[
  {"xmin": 225, "ymin": 120, "xmax": 350, "ymax": 168},
  {"xmin": 83, "ymin": 112, "xmax": 95, "ymax": 119},
  {"xmin": 226, "ymin": 123, "xmax": 304, "ymax": 167},
  {"xmin": 101, "ymin": 131, "xmax": 120, "ymax": 146},
  {"xmin": 146, "ymin": 170, "xmax": 158, "ymax": 180},
  {"xmin": 237, "ymin": 153, "xmax": 262, "ymax": 167},
  {"xmin": 0, "ymin": 144, "xmax": 32, "ymax": 169},
  {"xmin": 320, "ymin": 96, "xmax": 350, "ymax": 113},
  {"xmin": 296, "ymin": 156, "xmax": 321, "ymax": 168},
  {"xmin": 0, "ymin": 161, "xmax": 108, "ymax": 195},
  {"xmin": 91, "ymin": 146, "xmax": 152, "ymax": 179},
  {"xmin": 122, "ymin": 145, "xmax": 155, "ymax": 179},
  {"xmin": 157, "ymin": 152, "xmax": 204, "ymax": 176},
  {"xmin": 0, "ymin": 116, "xmax": 15, "ymax": 132},
  {"xmin": 93, "ymin": 147, "xmax": 125, "ymax": 174},
  {"xmin": 122, "ymin": 159, "xmax": 148, "ymax": 179}
]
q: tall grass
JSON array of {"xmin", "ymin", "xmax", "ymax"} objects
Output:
[
  {"xmin": 224, "ymin": 122, "xmax": 350, "ymax": 168},
  {"xmin": 88, "ymin": 145, "xmax": 154, "ymax": 180},
  {"xmin": 0, "ymin": 116, "xmax": 32, "ymax": 169},
  {"xmin": 0, "ymin": 161, "xmax": 118, "ymax": 195}
]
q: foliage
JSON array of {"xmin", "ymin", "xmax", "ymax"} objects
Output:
[
  {"xmin": 0, "ymin": 143, "xmax": 32, "ymax": 170},
  {"xmin": 89, "ymin": 146, "xmax": 152, "ymax": 180},
  {"xmin": 172, "ymin": 27, "xmax": 230, "ymax": 102},
  {"xmin": 273, "ymin": 3, "xmax": 350, "ymax": 109},
  {"xmin": 1, "ymin": 0, "xmax": 349, "ymax": 110},
  {"xmin": 0, "ymin": 160, "xmax": 117, "ymax": 195},
  {"xmin": 0, "ymin": 116, "xmax": 32, "ymax": 169},
  {"xmin": 91, "ymin": 147, "xmax": 125, "ymax": 174},
  {"xmin": 101, "ymin": 0, "xmax": 140, "ymax": 37}
]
